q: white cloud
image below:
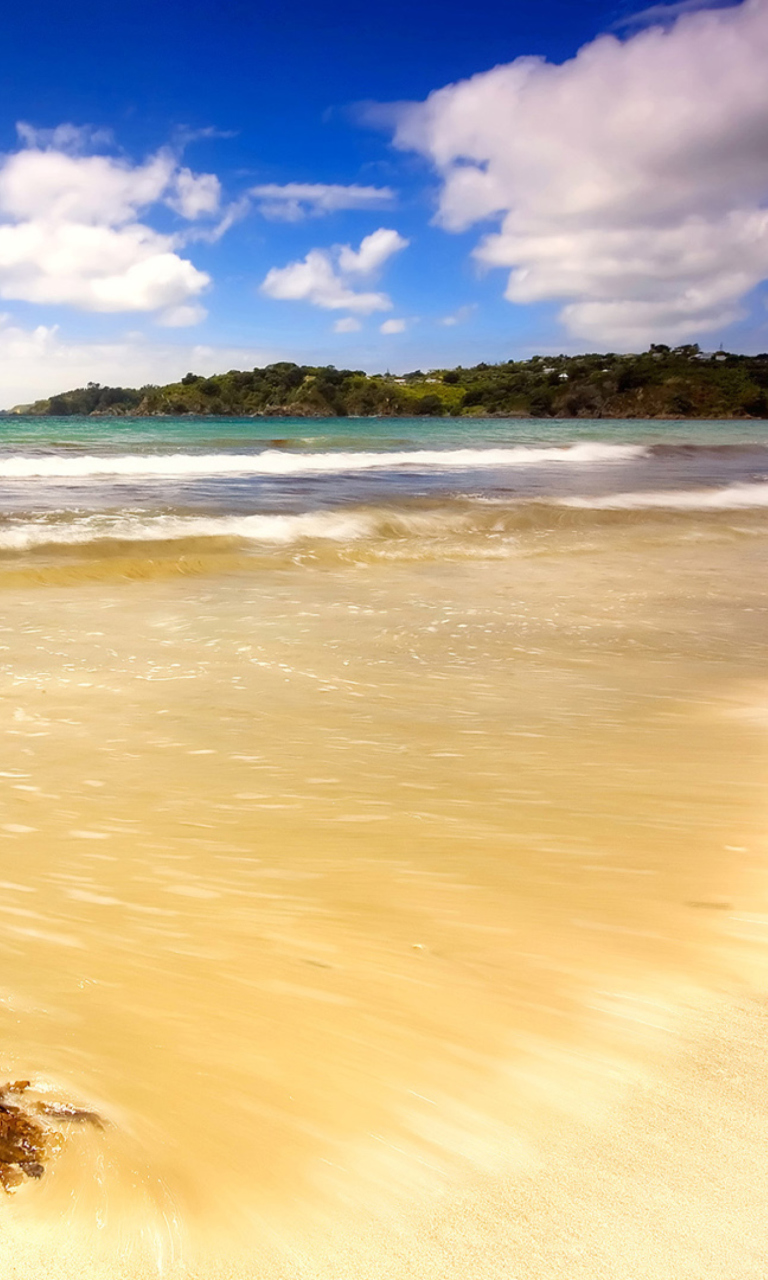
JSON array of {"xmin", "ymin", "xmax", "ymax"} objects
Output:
[
  {"xmin": 337, "ymin": 227, "xmax": 409, "ymax": 274},
  {"xmin": 380, "ymin": 317, "xmax": 407, "ymax": 334},
  {"xmin": 166, "ymin": 167, "xmax": 221, "ymax": 219},
  {"xmin": 0, "ymin": 316, "xmax": 278, "ymax": 408},
  {"xmin": 249, "ymin": 182, "xmax": 395, "ymax": 221},
  {"xmin": 261, "ymin": 227, "xmax": 408, "ymax": 313},
  {"xmin": 155, "ymin": 302, "xmax": 209, "ymax": 328},
  {"xmin": 0, "ymin": 132, "xmax": 222, "ymax": 322},
  {"xmin": 391, "ymin": 0, "xmax": 768, "ymax": 346},
  {"xmin": 181, "ymin": 196, "xmax": 251, "ymax": 246},
  {"xmin": 16, "ymin": 122, "xmax": 116, "ymax": 152},
  {"xmin": 261, "ymin": 248, "xmax": 390, "ymax": 313},
  {"xmin": 0, "ymin": 146, "xmax": 173, "ymax": 224},
  {"xmin": 333, "ymin": 316, "xmax": 362, "ymax": 332}
]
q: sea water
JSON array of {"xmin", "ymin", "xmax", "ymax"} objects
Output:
[{"xmin": 0, "ymin": 415, "xmax": 767, "ymax": 1277}]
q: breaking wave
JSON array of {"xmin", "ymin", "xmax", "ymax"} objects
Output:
[
  {"xmin": 0, "ymin": 510, "xmax": 381, "ymax": 551},
  {"xmin": 3, "ymin": 481, "xmax": 768, "ymax": 557},
  {"xmin": 560, "ymin": 482, "xmax": 768, "ymax": 511},
  {"xmin": 0, "ymin": 442, "xmax": 647, "ymax": 480}
]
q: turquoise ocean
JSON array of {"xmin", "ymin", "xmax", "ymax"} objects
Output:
[{"xmin": 1, "ymin": 414, "xmax": 767, "ymax": 562}]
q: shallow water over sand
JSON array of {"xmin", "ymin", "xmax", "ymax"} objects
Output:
[
  {"xmin": 0, "ymin": 417, "xmax": 767, "ymax": 1275},
  {"xmin": 0, "ymin": 509, "xmax": 766, "ymax": 1274}
]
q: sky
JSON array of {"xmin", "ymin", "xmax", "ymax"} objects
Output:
[{"xmin": 0, "ymin": 0, "xmax": 764, "ymax": 404}]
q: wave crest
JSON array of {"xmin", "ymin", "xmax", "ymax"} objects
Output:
[
  {"xmin": 0, "ymin": 442, "xmax": 647, "ymax": 480},
  {"xmin": 560, "ymin": 482, "xmax": 768, "ymax": 511},
  {"xmin": 3, "ymin": 482, "xmax": 767, "ymax": 558}
]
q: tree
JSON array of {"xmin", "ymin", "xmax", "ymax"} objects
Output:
[{"xmin": 414, "ymin": 394, "xmax": 444, "ymax": 416}]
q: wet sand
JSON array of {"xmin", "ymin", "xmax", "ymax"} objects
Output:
[
  {"xmin": 3, "ymin": 991, "xmax": 768, "ymax": 1279},
  {"xmin": 0, "ymin": 511, "xmax": 766, "ymax": 1276}
]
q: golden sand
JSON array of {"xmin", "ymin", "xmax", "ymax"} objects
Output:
[{"xmin": 0, "ymin": 514, "xmax": 766, "ymax": 1276}]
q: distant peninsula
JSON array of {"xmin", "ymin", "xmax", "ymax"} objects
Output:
[{"xmin": 10, "ymin": 344, "xmax": 768, "ymax": 419}]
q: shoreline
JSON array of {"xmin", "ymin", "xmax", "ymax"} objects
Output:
[
  {"xmin": 1, "ymin": 414, "xmax": 766, "ymax": 1278},
  {"xmin": 2, "ymin": 410, "xmax": 765, "ymax": 421}
]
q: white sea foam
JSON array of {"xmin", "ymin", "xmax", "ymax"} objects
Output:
[
  {"xmin": 0, "ymin": 442, "xmax": 646, "ymax": 480},
  {"xmin": 4, "ymin": 480, "xmax": 767, "ymax": 553},
  {"xmin": 561, "ymin": 482, "xmax": 768, "ymax": 511},
  {"xmin": 0, "ymin": 510, "xmax": 380, "ymax": 551}
]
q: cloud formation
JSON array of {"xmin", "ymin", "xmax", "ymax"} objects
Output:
[
  {"xmin": 333, "ymin": 316, "xmax": 362, "ymax": 332},
  {"xmin": 15, "ymin": 122, "xmax": 115, "ymax": 152},
  {"xmin": 0, "ymin": 132, "xmax": 221, "ymax": 324},
  {"xmin": 391, "ymin": 0, "xmax": 768, "ymax": 345},
  {"xmin": 380, "ymin": 317, "xmax": 407, "ymax": 334},
  {"xmin": 261, "ymin": 227, "xmax": 408, "ymax": 313},
  {"xmin": 250, "ymin": 182, "xmax": 395, "ymax": 221},
  {"xmin": 337, "ymin": 227, "xmax": 408, "ymax": 274},
  {"xmin": 167, "ymin": 167, "xmax": 221, "ymax": 220}
]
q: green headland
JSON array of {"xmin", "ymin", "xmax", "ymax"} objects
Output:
[{"xmin": 11, "ymin": 343, "xmax": 768, "ymax": 419}]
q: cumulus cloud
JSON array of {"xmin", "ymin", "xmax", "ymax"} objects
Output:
[
  {"xmin": 337, "ymin": 227, "xmax": 409, "ymax": 274},
  {"xmin": 380, "ymin": 317, "xmax": 407, "ymax": 334},
  {"xmin": 333, "ymin": 316, "xmax": 362, "ymax": 332},
  {"xmin": 0, "ymin": 315, "xmax": 278, "ymax": 408},
  {"xmin": 390, "ymin": 0, "xmax": 768, "ymax": 345},
  {"xmin": 0, "ymin": 132, "xmax": 222, "ymax": 323},
  {"xmin": 261, "ymin": 227, "xmax": 408, "ymax": 313},
  {"xmin": 249, "ymin": 182, "xmax": 395, "ymax": 221},
  {"xmin": 166, "ymin": 167, "xmax": 221, "ymax": 219},
  {"xmin": 261, "ymin": 249, "xmax": 390, "ymax": 312}
]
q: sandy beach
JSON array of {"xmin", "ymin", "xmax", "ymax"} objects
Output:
[
  {"xmin": 3, "ymin": 986, "xmax": 768, "ymax": 1278},
  {"xmin": 1, "ymin": 418, "xmax": 767, "ymax": 1275},
  {"xmin": 3, "ymin": 0, "xmax": 768, "ymax": 1267}
]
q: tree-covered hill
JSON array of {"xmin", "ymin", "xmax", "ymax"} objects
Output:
[{"xmin": 10, "ymin": 344, "xmax": 768, "ymax": 419}]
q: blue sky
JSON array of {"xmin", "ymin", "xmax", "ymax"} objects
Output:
[{"xmin": 0, "ymin": 0, "xmax": 763, "ymax": 402}]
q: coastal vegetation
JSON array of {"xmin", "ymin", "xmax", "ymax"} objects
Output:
[{"xmin": 12, "ymin": 344, "xmax": 768, "ymax": 418}]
